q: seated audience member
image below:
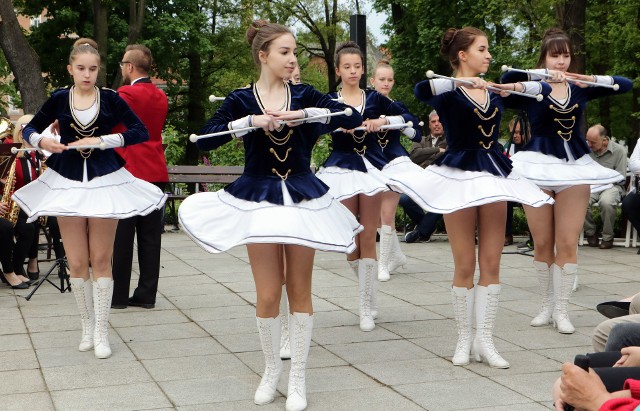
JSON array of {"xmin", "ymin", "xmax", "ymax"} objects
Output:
[
  {"xmin": 622, "ymin": 140, "xmax": 640, "ymax": 254},
  {"xmin": 553, "ymin": 347, "xmax": 640, "ymax": 410},
  {"xmin": 503, "ymin": 116, "xmax": 529, "ymax": 246},
  {"xmin": 401, "ymin": 110, "xmax": 446, "ymax": 243},
  {"xmin": 594, "ymin": 293, "xmax": 640, "ymax": 352},
  {"xmin": 583, "ymin": 125, "xmax": 627, "ymax": 250}
]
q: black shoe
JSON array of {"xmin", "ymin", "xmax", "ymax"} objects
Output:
[
  {"xmin": 27, "ymin": 271, "xmax": 40, "ymax": 281},
  {"xmin": 128, "ymin": 298, "xmax": 155, "ymax": 309},
  {"xmin": 599, "ymin": 239, "xmax": 614, "ymax": 249},
  {"xmin": 586, "ymin": 233, "xmax": 600, "ymax": 247},
  {"xmin": 405, "ymin": 229, "xmax": 431, "ymax": 243},
  {"xmin": 596, "ymin": 301, "xmax": 631, "ymax": 319},
  {"xmin": 516, "ymin": 240, "xmax": 534, "ymax": 251},
  {"xmin": 111, "ymin": 303, "xmax": 128, "ymax": 309}
]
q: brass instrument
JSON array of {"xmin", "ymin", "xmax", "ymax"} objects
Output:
[
  {"xmin": 0, "ymin": 117, "xmax": 14, "ymax": 141},
  {"xmin": 1, "ymin": 160, "xmax": 20, "ymax": 225}
]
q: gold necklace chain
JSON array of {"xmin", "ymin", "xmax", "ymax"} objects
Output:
[
  {"xmin": 477, "ymin": 124, "xmax": 495, "ymax": 138},
  {"xmin": 473, "ymin": 107, "xmax": 498, "ymax": 121},
  {"xmin": 270, "ymin": 147, "xmax": 291, "ymax": 162},
  {"xmin": 265, "ymin": 129, "xmax": 293, "ymax": 146},
  {"xmin": 557, "ymin": 130, "xmax": 572, "ymax": 141},
  {"xmin": 554, "ymin": 116, "xmax": 576, "ymax": 129},
  {"xmin": 549, "ymin": 103, "xmax": 578, "ymax": 114}
]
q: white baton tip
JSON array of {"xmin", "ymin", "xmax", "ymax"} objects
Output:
[
  {"xmin": 343, "ymin": 107, "xmax": 353, "ymax": 116},
  {"xmin": 208, "ymin": 95, "xmax": 216, "ymax": 103},
  {"xmin": 189, "ymin": 134, "xmax": 198, "ymax": 143},
  {"xmin": 418, "ymin": 121, "xmax": 425, "ymax": 127},
  {"xmin": 535, "ymin": 94, "xmax": 544, "ymax": 102},
  {"xmin": 426, "ymin": 70, "xmax": 435, "ymax": 78},
  {"xmin": 613, "ymin": 84, "xmax": 620, "ymax": 91},
  {"xmin": 337, "ymin": 96, "xmax": 345, "ymax": 103},
  {"xmin": 406, "ymin": 121, "xmax": 413, "ymax": 128},
  {"xmin": 501, "ymin": 65, "xmax": 509, "ymax": 72},
  {"xmin": 99, "ymin": 142, "xmax": 106, "ymax": 150},
  {"xmin": 10, "ymin": 147, "xmax": 17, "ymax": 154}
]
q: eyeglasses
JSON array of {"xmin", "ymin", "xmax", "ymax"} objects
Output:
[{"xmin": 119, "ymin": 61, "xmax": 132, "ymax": 68}]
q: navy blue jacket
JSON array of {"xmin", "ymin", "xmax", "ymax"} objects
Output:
[
  {"xmin": 500, "ymin": 72, "xmax": 633, "ymax": 160},
  {"xmin": 24, "ymin": 86, "xmax": 148, "ymax": 182},
  {"xmin": 414, "ymin": 80, "xmax": 551, "ymax": 176},
  {"xmin": 198, "ymin": 82, "xmax": 362, "ymax": 205}
]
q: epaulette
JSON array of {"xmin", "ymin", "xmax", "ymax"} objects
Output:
[{"xmin": 101, "ymin": 87, "xmax": 117, "ymax": 93}]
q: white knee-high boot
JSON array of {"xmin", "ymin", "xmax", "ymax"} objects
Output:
[
  {"xmin": 70, "ymin": 278, "xmax": 94, "ymax": 352},
  {"xmin": 93, "ymin": 277, "xmax": 113, "ymax": 359},
  {"xmin": 286, "ymin": 312, "xmax": 313, "ymax": 411},
  {"xmin": 451, "ymin": 286, "xmax": 474, "ymax": 366},
  {"xmin": 255, "ymin": 316, "xmax": 283, "ymax": 405},
  {"xmin": 358, "ymin": 258, "xmax": 376, "ymax": 331},
  {"xmin": 280, "ymin": 286, "xmax": 290, "ymax": 359},
  {"xmin": 387, "ymin": 226, "xmax": 407, "ymax": 273},
  {"xmin": 473, "ymin": 284, "xmax": 510, "ymax": 368},
  {"xmin": 552, "ymin": 263, "xmax": 576, "ymax": 334},
  {"xmin": 349, "ymin": 259, "xmax": 378, "ymax": 319},
  {"xmin": 531, "ymin": 261, "xmax": 554, "ymax": 327},
  {"xmin": 378, "ymin": 226, "xmax": 393, "ymax": 282}
]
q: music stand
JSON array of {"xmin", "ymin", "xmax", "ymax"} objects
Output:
[
  {"xmin": 0, "ymin": 143, "xmax": 21, "ymax": 180},
  {"xmin": 25, "ymin": 257, "xmax": 70, "ymax": 301}
]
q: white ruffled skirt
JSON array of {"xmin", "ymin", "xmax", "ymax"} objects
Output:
[
  {"xmin": 12, "ymin": 167, "xmax": 167, "ymax": 223},
  {"xmin": 316, "ymin": 157, "xmax": 389, "ymax": 201},
  {"xmin": 376, "ymin": 156, "xmax": 426, "ymax": 194},
  {"xmin": 178, "ymin": 181, "xmax": 363, "ymax": 254},
  {"xmin": 511, "ymin": 149, "xmax": 624, "ymax": 188},
  {"xmin": 387, "ymin": 164, "xmax": 554, "ymax": 214}
]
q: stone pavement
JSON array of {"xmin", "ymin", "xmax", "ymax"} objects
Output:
[{"xmin": 2, "ymin": 231, "xmax": 639, "ymax": 411}]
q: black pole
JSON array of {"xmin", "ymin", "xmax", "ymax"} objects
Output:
[{"xmin": 350, "ymin": 14, "xmax": 367, "ymax": 89}]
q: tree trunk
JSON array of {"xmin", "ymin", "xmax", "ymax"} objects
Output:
[
  {"xmin": 0, "ymin": 0, "xmax": 47, "ymax": 113},
  {"xmin": 93, "ymin": 0, "xmax": 109, "ymax": 86},
  {"xmin": 555, "ymin": 0, "xmax": 586, "ymax": 73},
  {"xmin": 111, "ymin": 0, "xmax": 146, "ymax": 89},
  {"xmin": 185, "ymin": 40, "xmax": 206, "ymax": 166}
]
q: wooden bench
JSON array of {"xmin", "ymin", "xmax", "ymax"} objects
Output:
[{"xmin": 166, "ymin": 165, "xmax": 244, "ymax": 229}]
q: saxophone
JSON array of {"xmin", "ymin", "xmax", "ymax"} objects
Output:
[{"xmin": 1, "ymin": 160, "xmax": 20, "ymax": 225}]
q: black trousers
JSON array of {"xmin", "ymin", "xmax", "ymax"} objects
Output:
[
  {"xmin": 13, "ymin": 211, "xmax": 38, "ymax": 275},
  {"xmin": 112, "ymin": 183, "xmax": 165, "ymax": 306},
  {"xmin": 0, "ymin": 218, "xmax": 15, "ymax": 273},
  {"xmin": 584, "ymin": 351, "xmax": 640, "ymax": 392}
]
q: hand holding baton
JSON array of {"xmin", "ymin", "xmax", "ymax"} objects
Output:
[
  {"xmin": 352, "ymin": 121, "xmax": 413, "ymax": 132},
  {"xmin": 11, "ymin": 143, "xmax": 106, "ymax": 154},
  {"xmin": 189, "ymin": 108, "xmax": 354, "ymax": 143},
  {"xmin": 501, "ymin": 66, "xmax": 620, "ymax": 91},
  {"xmin": 426, "ymin": 70, "xmax": 544, "ymax": 101}
]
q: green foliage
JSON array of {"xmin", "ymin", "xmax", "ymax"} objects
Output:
[
  {"xmin": 0, "ymin": 53, "xmax": 20, "ymax": 115},
  {"xmin": 162, "ymin": 124, "xmax": 185, "ymax": 166}
]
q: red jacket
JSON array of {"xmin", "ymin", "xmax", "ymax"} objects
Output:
[
  {"xmin": 600, "ymin": 379, "xmax": 640, "ymax": 411},
  {"xmin": 114, "ymin": 79, "xmax": 169, "ymax": 183}
]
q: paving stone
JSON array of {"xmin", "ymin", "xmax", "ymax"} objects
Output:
[
  {"xmin": 0, "ymin": 369, "xmax": 47, "ymax": 394},
  {"xmin": 142, "ymin": 353, "xmax": 253, "ymax": 381},
  {"xmin": 325, "ymin": 339, "xmax": 435, "ymax": 364},
  {"xmin": 117, "ymin": 322, "xmax": 209, "ymax": 343},
  {"xmin": 36, "ymin": 342, "xmax": 136, "ymax": 368},
  {"xmin": 42, "ymin": 361, "xmax": 152, "ymax": 390},
  {"xmin": 159, "ymin": 375, "xmax": 259, "ymax": 406},
  {"xmin": 51, "ymin": 382, "xmax": 172, "ymax": 410},
  {"xmin": 355, "ymin": 357, "xmax": 473, "ymax": 385},
  {"xmin": 109, "ymin": 309, "xmax": 190, "ymax": 327},
  {"xmin": 127, "ymin": 337, "xmax": 228, "ymax": 360},
  {"xmin": 0, "ymin": 392, "xmax": 55, "ymax": 410}
]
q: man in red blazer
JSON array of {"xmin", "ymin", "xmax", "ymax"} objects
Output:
[{"xmin": 111, "ymin": 44, "xmax": 168, "ymax": 309}]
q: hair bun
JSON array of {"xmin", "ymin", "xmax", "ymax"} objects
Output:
[
  {"xmin": 440, "ymin": 28, "xmax": 458, "ymax": 55},
  {"xmin": 542, "ymin": 27, "xmax": 568, "ymax": 40},
  {"xmin": 336, "ymin": 41, "xmax": 360, "ymax": 55},
  {"xmin": 246, "ymin": 19, "xmax": 269, "ymax": 46},
  {"xmin": 73, "ymin": 37, "xmax": 98, "ymax": 50}
]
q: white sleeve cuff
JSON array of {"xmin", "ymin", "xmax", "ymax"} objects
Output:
[
  {"xmin": 526, "ymin": 69, "xmax": 549, "ymax": 81},
  {"xmin": 28, "ymin": 132, "xmax": 44, "ymax": 148},
  {"xmin": 519, "ymin": 81, "xmax": 544, "ymax": 96},
  {"xmin": 385, "ymin": 116, "xmax": 405, "ymax": 126},
  {"xmin": 430, "ymin": 79, "xmax": 456, "ymax": 95},
  {"xmin": 100, "ymin": 133, "xmax": 124, "ymax": 148},
  {"xmin": 593, "ymin": 75, "xmax": 614, "ymax": 86},
  {"xmin": 402, "ymin": 127, "xmax": 417, "ymax": 138},
  {"xmin": 229, "ymin": 115, "xmax": 253, "ymax": 139},
  {"xmin": 302, "ymin": 108, "xmax": 331, "ymax": 123}
]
